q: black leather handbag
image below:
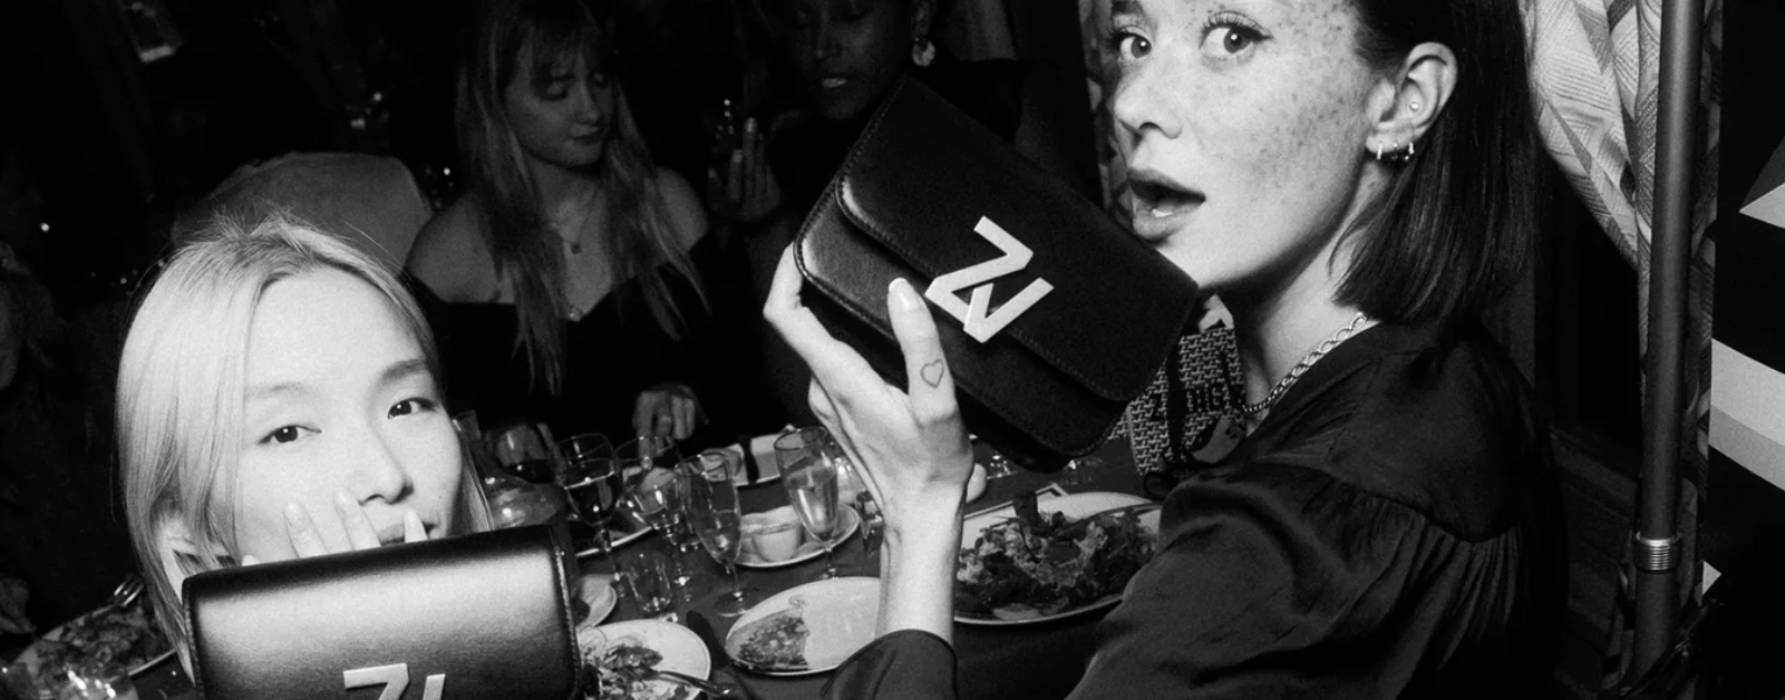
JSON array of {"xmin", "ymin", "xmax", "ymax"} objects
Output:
[
  {"xmin": 183, "ymin": 524, "xmax": 581, "ymax": 699},
  {"xmin": 794, "ymin": 77, "xmax": 1199, "ymax": 467}
]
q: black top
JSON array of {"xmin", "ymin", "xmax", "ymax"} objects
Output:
[
  {"xmin": 823, "ymin": 321, "xmax": 1563, "ymax": 699},
  {"xmin": 412, "ymin": 236, "xmax": 782, "ymax": 448}
]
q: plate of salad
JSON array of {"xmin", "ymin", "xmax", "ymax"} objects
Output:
[
  {"xmin": 577, "ymin": 619, "xmax": 709, "ymax": 700},
  {"xmin": 954, "ymin": 491, "xmax": 1159, "ymax": 625}
]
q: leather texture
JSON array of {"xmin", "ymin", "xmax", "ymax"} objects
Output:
[
  {"xmin": 184, "ymin": 524, "xmax": 580, "ymax": 699},
  {"xmin": 796, "ymin": 77, "xmax": 1197, "ymax": 464}
]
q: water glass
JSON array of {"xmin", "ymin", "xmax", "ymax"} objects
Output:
[
  {"xmin": 618, "ymin": 551, "xmax": 675, "ymax": 618},
  {"xmin": 685, "ymin": 449, "xmax": 741, "ymax": 515},
  {"xmin": 561, "ymin": 454, "xmax": 625, "ymax": 559},
  {"xmin": 692, "ymin": 509, "xmax": 749, "ymax": 617},
  {"xmin": 776, "ymin": 427, "xmax": 853, "ymax": 579},
  {"xmin": 487, "ymin": 422, "xmax": 560, "ymax": 484},
  {"xmin": 557, "ymin": 432, "xmax": 613, "ymax": 462}
]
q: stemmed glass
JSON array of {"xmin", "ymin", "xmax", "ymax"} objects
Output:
[
  {"xmin": 561, "ymin": 451, "xmax": 626, "ymax": 565},
  {"xmin": 776, "ymin": 427, "xmax": 855, "ymax": 579},
  {"xmin": 686, "ymin": 450, "xmax": 750, "ymax": 616},
  {"xmin": 487, "ymin": 422, "xmax": 560, "ymax": 484},
  {"xmin": 618, "ymin": 436, "xmax": 697, "ymax": 583}
]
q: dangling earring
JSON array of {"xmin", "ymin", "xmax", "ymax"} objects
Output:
[{"xmin": 912, "ymin": 36, "xmax": 936, "ymax": 67}]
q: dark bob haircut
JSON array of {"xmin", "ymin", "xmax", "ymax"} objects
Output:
[{"xmin": 1337, "ymin": 0, "xmax": 1544, "ymax": 325}]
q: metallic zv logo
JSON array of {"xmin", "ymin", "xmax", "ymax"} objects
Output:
[
  {"xmin": 924, "ymin": 216, "xmax": 1054, "ymax": 342},
  {"xmin": 344, "ymin": 663, "xmax": 444, "ymax": 700}
]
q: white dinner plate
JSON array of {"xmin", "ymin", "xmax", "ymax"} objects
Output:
[
  {"xmin": 579, "ymin": 619, "xmax": 711, "ymax": 699},
  {"xmin": 954, "ymin": 491, "xmax": 1160, "ymax": 626},
  {"xmin": 735, "ymin": 506, "xmax": 860, "ymax": 569},
  {"xmin": 724, "ymin": 576, "xmax": 881, "ymax": 676},
  {"xmin": 577, "ymin": 573, "xmax": 619, "ymax": 626},
  {"xmin": 732, "ymin": 431, "xmax": 789, "ymax": 487}
]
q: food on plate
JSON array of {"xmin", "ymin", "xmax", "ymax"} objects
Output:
[
  {"xmin": 955, "ymin": 493, "xmax": 1156, "ymax": 620},
  {"xmin": 729, "ymin": 607, "xmax": 809, "ymax": 670},
  {"xmin": 583, "ymin": 640, "xmax": 688, "ymax": 700},
  {"xmin": 11, "ymin": 597, "xmax": 172, "ymax": 693}
]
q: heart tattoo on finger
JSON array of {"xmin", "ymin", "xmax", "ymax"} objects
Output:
[{"xmin": 920, "ymin": 360, "xmax": 946, "ymax": 388}]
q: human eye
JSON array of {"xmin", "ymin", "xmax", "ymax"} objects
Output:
[
  {"xmin": 1103, "ymin": 24, "xmax": 1152, "ymax": 64},
  {"xmin": 258, "ymin": 425, "xmax": 314, "ymax": 446},
  {"xmin": 387, "ymin": 397, "xmax": 440, "ymax": 419},
  {"xmin": 587, "ymin": 71, "xmax": 611, "ymax": 89},
  {"xmin": 1199, "ymin": 12, "xmax": 1267, "ymax": 58}
]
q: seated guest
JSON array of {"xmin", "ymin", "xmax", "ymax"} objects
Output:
[
  {"xmin": 765, "ymin": 0, "xmax": 1562, "ymax": 696},
  {"xmin": 723, "ymin": 0, "xmax": 1037, "ymax": 424},
  {"xmin": 119, "ymin": 216, "xmax": 487, "ymax": 667},
  {"xmin": 408, "ymin": 0, "xmax": 770, "ymax": 447}
]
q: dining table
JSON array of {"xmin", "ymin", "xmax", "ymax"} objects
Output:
[{"xmin": 121, "ymin": 436, "xmax": 1152, "ymax": 700}]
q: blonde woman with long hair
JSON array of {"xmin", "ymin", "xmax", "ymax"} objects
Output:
[
  {"xmin": 120, "ymin": 216, "xmax": 486, "ymax": 667},
  {"xmin": 408, "ymin": 0, "xmax": 757, "ymax": 445}
]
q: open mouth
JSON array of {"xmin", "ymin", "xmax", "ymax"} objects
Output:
[{"xmin": 1128, "ymin": 172, "xmax": 1205, "ymax": 220}]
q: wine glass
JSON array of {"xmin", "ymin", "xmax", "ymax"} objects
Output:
[
  {"xmin": 618, "ymin": 436, "xmax": 697, "ymax": 584},
  {"xmin": 776, "ymin": 427, "xmax": 854, "ymax": 579},
  {"xmin": 692, "ymin": 509, "xmax": 749, "ymax": 617},
  {"xmin": 562, "ymin": 453, "xmax": 626, "ymax": 564},
  {"xmin": 487, "ymin": 422, "xmax": 560, "ymax": 484},
  {"xmin": 684, "ymin": 449, "xmax": 741, "ymax": 515}
]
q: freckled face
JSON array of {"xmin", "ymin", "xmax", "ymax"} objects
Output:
[
  {"xmin": 232, "ymin": 269, "xmax": 462, "ymax": 563},
  {"xmin": 1108, "ymin": 0, "xmax": 1384, "ymax": 293}
]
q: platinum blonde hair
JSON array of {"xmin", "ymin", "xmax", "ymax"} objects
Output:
[{"xmin": 117, "ymin": 214, "xmax": 486, "ymax": 656}]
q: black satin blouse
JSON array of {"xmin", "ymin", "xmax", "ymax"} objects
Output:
[
  {"xmin": 824, "ymin": 321, "xmax": 1563, "ymax": 699},
  {"xmin": 412, "ymin": 236, "xmax": 782, "ymax": 448}
]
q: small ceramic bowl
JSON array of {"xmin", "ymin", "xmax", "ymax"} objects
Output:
[{"xmin": 741, "ymin": 506, "xmax": 804, "ymax": 562}]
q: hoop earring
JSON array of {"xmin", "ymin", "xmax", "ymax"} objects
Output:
[{"xmin": 912, "ymin": 36, "xmax": 936, "ymax": 67}]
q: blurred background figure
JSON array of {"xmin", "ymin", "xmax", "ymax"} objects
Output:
[
  {"xmin": 406, "ymin": 0, "xmax": 776, "ymax": 448},
  {"xmin": 712, "ymin": 0, "xmax": 1097, "ymax": 425},
  {"xmin": 0, "ymin": 238, "xmax": 133, "ymax": 649}
]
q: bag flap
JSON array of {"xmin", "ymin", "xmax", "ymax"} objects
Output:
[
  {"xmin": 825, "ymin": 78, "xmax": 1196, "ymax": 400},
  {"xmin": 185, "ymin": 524, "xmax": 579, "ymax": 699}
]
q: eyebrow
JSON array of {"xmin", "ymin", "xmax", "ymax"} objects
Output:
[
  {"xmin": 244, "ymin": 358, "xmax": 431, "ymax": 401},
  {"xmin": 380, "ymin": 358, "xmax": 431, "ymax": 386}
]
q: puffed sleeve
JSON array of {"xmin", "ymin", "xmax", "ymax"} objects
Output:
[
  {"xmin": 823, "ymin": 630, "xmax": 959, "ymax": 699},
  {"xmin": 1067, "ymin": 462, "xmax": 1534, "ymax": 699}
]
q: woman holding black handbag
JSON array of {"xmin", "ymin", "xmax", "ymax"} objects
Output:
[{"xmin": 766, "ymin": 0, "xmax": 1563, "ymax": 697}]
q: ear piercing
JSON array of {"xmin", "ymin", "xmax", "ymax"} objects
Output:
[
  {"xmin": 1410, "ymin": 100, "xmax": 1421, "ymax": 112},
  {"xmin": 1371, "ymin": 140, "xmax": 1417, "ymax": 164}
]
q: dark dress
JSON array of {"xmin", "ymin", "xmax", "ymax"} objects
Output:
[
  {"xmin": 413, "ymin": 236, "xmax": 781, "ymax": 449},
  {"xmin": 825, "ymin": 321, "xmax": 1563, "ymax": 699}
]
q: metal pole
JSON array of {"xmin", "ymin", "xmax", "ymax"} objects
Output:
[{"xmin": 1633, "ymin": 0, "xmax": 1703, "ymax": 677}]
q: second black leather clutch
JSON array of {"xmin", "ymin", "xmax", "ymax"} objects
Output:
[{"xmin": 794, "ymin": 77, "xmax": 1198, "ymax": 467}]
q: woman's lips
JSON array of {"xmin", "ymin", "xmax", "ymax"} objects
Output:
[
  {"xmin": 1128, "ymin": 173, "xmax": 1205, "ymax": 240},
  {"xmin": 818, "ymin": 76, "xmax": 850, "ymax": 91}
]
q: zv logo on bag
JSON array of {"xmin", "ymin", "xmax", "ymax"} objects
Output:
[{"xmin": 924, "ymin": 216, "xmax": 1054, "ymax": 342}]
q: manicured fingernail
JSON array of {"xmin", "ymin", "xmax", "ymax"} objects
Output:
[
  {"xmin": 405, "ymin": 511, "xmax": 427, "ymax": 541},
  {"xmin": 284, "ymin": 503, "xmax": 308, "ymax": 529},
  {"xmin": 334, "ymin": 489, "xmax": 357, "ymax": 512},
  {"xmin": 888, "ymin": 278, "xmax": 920, "ymax": 312},
  {"xmin": 241, "ymin": 555, "xmax": 260, "ymax": 567}
]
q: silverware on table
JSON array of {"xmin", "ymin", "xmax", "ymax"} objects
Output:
[{"xmin": 648, "ymin": 668, "xmax": 743, "ymax": 697}]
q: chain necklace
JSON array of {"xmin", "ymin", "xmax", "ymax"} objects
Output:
[{"xmin": 1242, "ymin": 312, "xmax": 1374, "ymax": 417}]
